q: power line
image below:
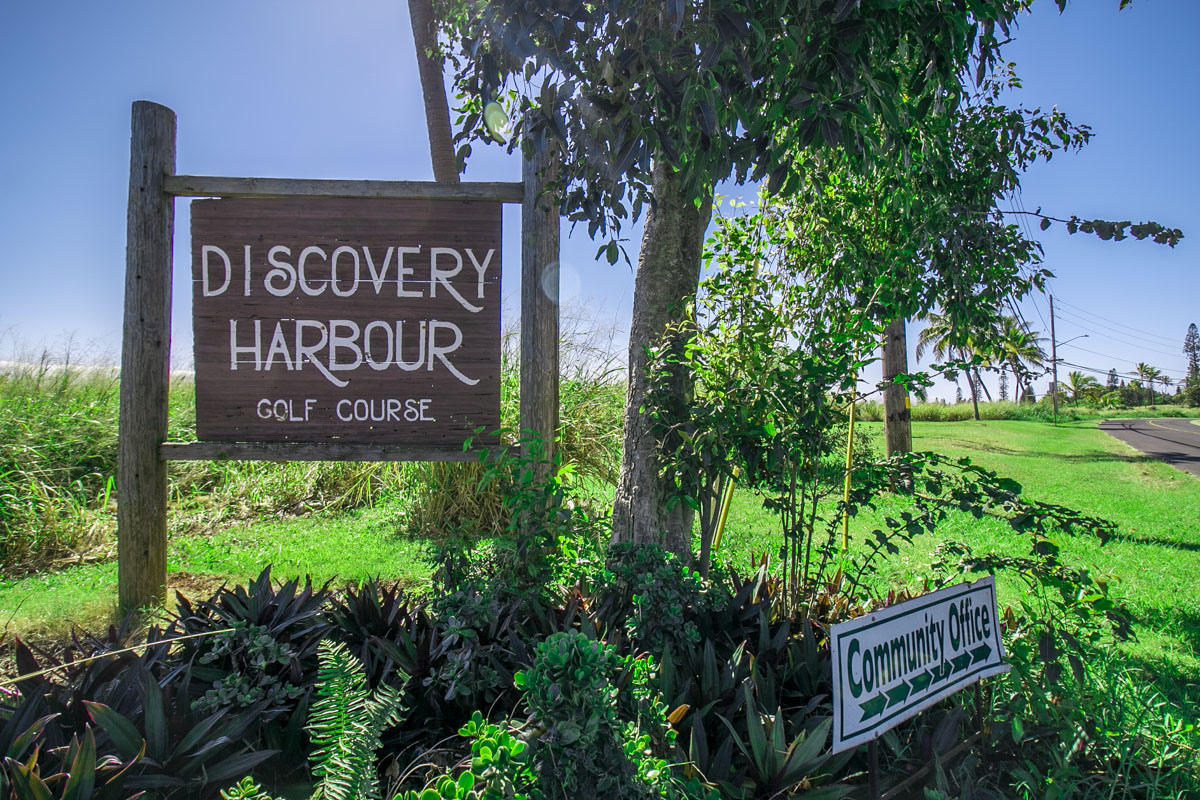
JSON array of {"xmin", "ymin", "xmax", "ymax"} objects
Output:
[
  {"xmin": 1059, "ymin": 360, "xmax": 1184, "ymax": 388},
  {"xmin": 1005, "ymin": 296, "xmax": 1033, "ymax": 336},
  {"xmin": 1054, "ymin": 297, "xmax": 1181, "ymax": 346},
  {"xmin": 1053, "ymin": 308, "xmax": 1178, "ymax": 350},
  {"xmin": 1027, "ymin": 293, "xmax": 1050, "ymax": 338},
  {"xmin": 1058, "ymin": 361, "xmax": 1123, "ymax": 380},
  {"xmin": 1058, "ymin": 342, "xmax": 1187, "ymax": 381},
  {"xmin": 1053, "ymin": 310, "xmax": 1188, "ymax": 360},
  {"xmin": 1006, "ymin": 189, "xmax": 1055, "ymax": 340}
]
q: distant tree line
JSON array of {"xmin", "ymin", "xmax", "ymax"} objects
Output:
[{"xmin": 918, "ymin": 319, "xmax": 1200, "ymax": 409}]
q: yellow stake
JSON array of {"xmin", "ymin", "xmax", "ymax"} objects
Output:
[
  {"xmin": 712, "ymin": 473, "xmax": 736, "ymax": 556},
  {"xmin": 841, "ymin": 384, "xmax": 857, "ymax": 553}
]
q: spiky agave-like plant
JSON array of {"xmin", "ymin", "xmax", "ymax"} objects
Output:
[{"xmin": 307, "ymin": 640, "xmax": 407, "ymax": 800}]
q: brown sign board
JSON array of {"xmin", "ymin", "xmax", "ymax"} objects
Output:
[{"xmin": 191, "ymin": 197, "xmax": 501, "ymax": 446}]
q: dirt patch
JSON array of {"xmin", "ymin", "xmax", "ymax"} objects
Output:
[
  {"xmin": 0, "ymin": 571, "xmax": 235, "ymax": 681},
  {"xmin": 167, "ymin": 571, "xmax": 231, "ymax": 606}
]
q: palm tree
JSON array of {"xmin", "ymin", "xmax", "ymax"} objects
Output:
[
  {"xmin": 996, "ymin": 316, "xmax": 1047, "ymax": 403},
  {"xmin": 917, "ymin": 311, "xmax": 981, "ymax": 419},
  {"xmin": 1065, "ymin": 371, "xmax": 1099, "ymax": 405},
  {"xmin": 1135, "ymin": 363, "xmax": 1162, "ymax": 406},
  {"xmin": 1159, "ymin": 374, "xmax": 1173, "ymax": 403},
  {"xmin": 408, "ymin": 0, "xmax": 458, "ymax": 183}
]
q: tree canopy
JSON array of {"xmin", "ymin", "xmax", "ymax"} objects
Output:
[{"xmin": 439, "ymin": 0, "xmax": 1062, "ymax": 254}]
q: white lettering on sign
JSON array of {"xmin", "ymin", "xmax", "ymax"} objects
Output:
[
  {"xmin": 334, "ymin": 398, "xmax": 436, "ymax": 423},
  {"xmin": 829, "ymin": 577, "xmax": 1008, "ymax": 754},
  {"xmin": 190, "ymin": 196, "xmax": 501, "ymax": 443},
  {"xmin": 256, "ymin": 398, "xmax": 317, "ymax": 422},
  {"xmin": 201, "ymin": 245, "xmax": 232, "ymax": 296},
  {"xmin": 227, "ymin": 317, "xmax": 473, "ymax": 387},
  {"xmin": 199, "ymin": 243, "xmax": 496, "ymax": 309},
  {"xmin": 265, "ymin": 246, "xmax": 297, "ymax": 296}
]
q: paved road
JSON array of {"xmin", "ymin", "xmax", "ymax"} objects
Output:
[{"xmin": 1098, "ymin": 418, "xmax": 1200, "ymax": 479}]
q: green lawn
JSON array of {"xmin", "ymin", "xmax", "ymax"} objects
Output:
[
  {"xmin": 1, "ymin": 499, "xmax": 430, "ymax": 641},
  {"xmin": 720, "ymin": 419, "xmax": 1200, "ymax": 716},
  {"xmin": 911, "ymin": 421, "xmax": 1200, "ymax": 706}
]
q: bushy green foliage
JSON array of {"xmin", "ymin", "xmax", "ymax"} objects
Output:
[
  {"xmin": 394, "ymin": 712, "xmax": 534, "ymax": 800},
  {"xmin": 514, "ymin": 630, "xmax": 707, "ymax": 800},
  {"xmin": 5, "ymin": 526, "xmax": 1198, "ymax": 800},
  {"xmin": 174, "ymin": 568, "xmax": 332, "ymax": 736},
  {"xmin": 220, "ymin": 777, "xmax": 280, "ymax": 800},
  {"xmin": 192, "ymin": 621, "xmax": 309, "ymax": 715},
  {"xmin": 602, "ymin": 543, "xmax": 724, "ymax": 655}
]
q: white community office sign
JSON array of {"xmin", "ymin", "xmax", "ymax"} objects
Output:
[{"xmin": 830, "ymin": 577, "xmax": 1009, "ymax": 753}]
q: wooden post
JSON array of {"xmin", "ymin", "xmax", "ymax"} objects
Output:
[
  {"xmin": 118, "ymin": 101, "xmax": 176, "ymax": 613},
  {"xmin": 882, "ymin": 318, "xmax": 912, "ymax": 456},
  {"xmin": 520, "ymin": 138, "xmax": 560, "ymax": 468},
  {"xmin": 868, "ymin": 738, "xmax": 881, "ymax": 800}
]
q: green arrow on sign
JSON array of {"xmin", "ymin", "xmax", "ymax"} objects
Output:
[
  {"xmin": 909, "ymin": 669, "xmax": 933, "ymax": 695},
  {"xmin": 951, "ymin": 651, "xmax": 972, "ymax": 675},
  {"xmin": 859, "ymin": 692, "xmax": 888, "ymax": 719},
  {"xmin": 885, "ymin": 679, "xmax": 912, "ymax": 709},
  {"xmin": 969, "ymin": 642, "xmax": 992, "ymax": 665},
  {"xmin": 929, "ymin": 660, "xmax": 953, "ymax": 685}
]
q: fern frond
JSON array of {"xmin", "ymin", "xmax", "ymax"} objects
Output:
[{"xmin": 307, "ymin": 640, "xmax": 408, "ymax": 800}]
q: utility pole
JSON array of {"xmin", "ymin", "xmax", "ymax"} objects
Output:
[{"xmin": 1050, "ymin": 294, "xmax": 1058, "ymax": 425}]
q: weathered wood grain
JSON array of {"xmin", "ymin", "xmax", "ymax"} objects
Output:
[
  {"xmin": 118, "ymin": 101, "xmax": 175, "ymax": 613},
  {"xmin": 190, "ymin": 197, "xmax": 502, "ymax": 445},
  {"xmin": 520, "ymin": 138, "xmax": 561, "ymax": 466},
  {"xmin": 166, "ymin": 175, "xmax": 522, "ymax": 203},
  {"xmin": 882, "ymin": 317, "xmax": 913, "ymax": 456}
]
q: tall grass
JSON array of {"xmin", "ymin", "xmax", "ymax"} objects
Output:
[
  {"xmin": 0, "ymin": 309, "xmax": 628, "ymax": 574},
  {"xmin": 0, "ymin": 358, "xmax": 121, "ymax": 570}
]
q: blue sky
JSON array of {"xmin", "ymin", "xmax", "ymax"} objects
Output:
[{"xmin": 0, "ymin": 0, "xmax": 1194, "ymax": 399}]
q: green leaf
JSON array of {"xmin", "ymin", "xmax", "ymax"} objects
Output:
[
  {"xmin": 5, "ymin": 756, "xmax": 54, "ymax": 800},
  {"xmin": 143, "ymin": 678, "xmax": 168, "ymax": 762},
  {"xmin": 483, "ymin": 102, "xmax": 508, "ymax": 143},
  {"xmin": 789, "ymin": 716, "xmax": 832, "ymax": 770},
  {"xmin": 7, "ymin": 715, "xmax": 58, "ymax": 761},
  {"xmin": 61, "ymin": 730, "xmax": 97, "ymax": 800},
  {"xmin": 203, "ymin": 750, "xmax": 280, "ymax": 788},
  {"xmin": 84, "ymin": 702, "xmax": 143, "ymax": 761}
]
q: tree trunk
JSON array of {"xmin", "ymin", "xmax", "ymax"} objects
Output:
[
  {"xmin": 611, "ymin": 163, "xmax": 713, "ymax": 558},
  {"xmin": 407, "ymin": 0, "xmax": 458, "ymax": 183},
  {"xmin": 1010, "ymin": 357, "xmax": 1029, "ymax": 403},
  {"xmin": 975, "ymin": 367, "xmax": 993, "ymax": 402},
  {"xmin": 881, "ymin": 318, "xmax": 912, "ymax": 456},
  {"xmin": 964, "ymin": 349, "xmax": 981, "ymax": 420}
]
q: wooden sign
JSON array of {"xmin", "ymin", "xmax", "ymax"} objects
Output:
[
  {"xmin": 829, "ymin": 577, "xmax": 1008, "ymax": 753},
  {"xmin": 191, "ymin": 197, "xmax": 501, "ymax": 446}
]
